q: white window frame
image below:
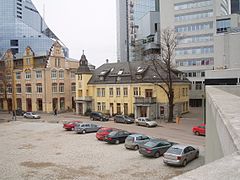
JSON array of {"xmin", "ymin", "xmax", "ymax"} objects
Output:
[{"xmin": 35, "ymin": 70, "xmax": 42, "ymax": 79}]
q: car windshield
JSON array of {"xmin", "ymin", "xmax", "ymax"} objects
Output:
[
  {"xmin": 145, "ymin": 118, "xmax": 153, "ymax": 121},
  {"xmin": 144, "ymin": 141, "xmax": 158, "ymax": 147},
  {"xmin": 31, "ymin": 113, "xmax": 36, "ymax": 115},
  {"xmin": 98, "ymin": 129, "xmax": 105, "ymax": 133},
  {"xmin": 167, "ymin": 147, "xmax": 183, "ymax": 155},
  {"xmin": 108, "ymin": 131, "xmax": 118, "ymax": 136},
  {"xmin": 124, "ymin": 115, "xmax": 130, "ymax": 119}
]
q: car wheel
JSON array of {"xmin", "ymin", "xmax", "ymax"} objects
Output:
[
  {"xmin": 182, "ymin": 159, "xmax": 187, "ymax": 167},
  {"xmin": 195, "ymin": 151, "xmax": 199, "ymax": 159},
  {"xmin": 115, "ymin": 140, "xmax": 120, "ymax": 144},
  {"xmin": 154, "ymin": 152, "xmax": 160, "ymax": 158},
  {"xmin": 136, "ymin": 123, "xmax": 139, "ymax": 126},
  {"xmin": 195, "ymin": 131, "xmax": 200, "ymax": 136},
  {"xmin": 134, "ymin": 145, "xmax": 139, "ymax": 150},
  {"xmin": 82, "ymin": 130, "xmax": 86, "ymax": 134}
]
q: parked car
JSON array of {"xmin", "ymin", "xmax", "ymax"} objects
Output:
[
  {"xmin": 139, "ymin": 139, "xmax": 173, "ymax": 158},
  {"xmin": 135, "ymin": 117, "xmax": 157, "ymax": 127},
  {"xmin": 74, "ymin": 123, "xmax": 101, "ymax": 134},
  {"xmin": 90, "ymin": 112, "xmax": 109, "ymax": 121},
  {"xmin": 114, "ymin": 115, "xmax": 134, "ymax": 124},
  {"xmin": 104, "ymin": 130, "xmax": 132, "ymax": 144},
  {"xmin": 96, "ymin": 127, "xmax": 118, "ymax": 141},
  {"xmin": 163, "ymin": 144, "xmax": 199, "ymax": 167},
  {"xmin": 192, "ymin": 123, "xmax": 206, "ymax": 136},
  {"xmin": 23, "ymin": 112, "xmax": 41, "ymax": 119},
  {"xmin": 125, "ymin": 134, "xmax": 151, "ymax": 150},
  {"xmin": 63, "ymin": 120, "xmax": 82, "ymax": 131}
]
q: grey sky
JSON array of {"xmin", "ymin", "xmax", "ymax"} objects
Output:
[{"xmin": 32, "ymin": 0, "xmax": 117, "ymax": 67}]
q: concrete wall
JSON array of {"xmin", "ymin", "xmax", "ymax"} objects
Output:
[{"xmin": 172, "ymin": 85, "xmax": 240, "ymax": 179}]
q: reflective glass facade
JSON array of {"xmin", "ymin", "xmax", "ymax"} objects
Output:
[{"xmin": 0, "ymin": 0, "xmax": 68, "ymax": 57}]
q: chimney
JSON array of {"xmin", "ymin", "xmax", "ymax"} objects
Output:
[{"xmin": 106, "ymin": 59, "xmax": 109, "ymax": 64}]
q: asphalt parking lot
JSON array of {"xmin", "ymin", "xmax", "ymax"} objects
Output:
[{"xmin": 0, "ymin": 118, "xmax": 205, "ymax": 180}]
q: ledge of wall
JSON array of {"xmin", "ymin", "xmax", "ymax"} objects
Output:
[{"xmin": 171, "ymin": 86, "xmax": 240, "ymax": 179}]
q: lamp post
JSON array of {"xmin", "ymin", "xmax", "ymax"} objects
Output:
[{"xmin": 202, "ymin": 85, "xmax": 205, "ymax": 124}]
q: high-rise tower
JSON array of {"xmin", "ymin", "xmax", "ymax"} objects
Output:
[
  {"xmin": 0, "ymin": 0, "xmax": 68, "ymax": 57},
  {"xmin": 116, "ymin": 0, "xmax": 159, "ymax": 62}
]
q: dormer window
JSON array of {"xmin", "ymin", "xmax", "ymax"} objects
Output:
[
  {"xmin": 118, "ymin": 70, "xmax": 123, "ymax": 75},
  {"xmin": 117, "ymin": 76, "xmax": 121, "ymax": 81},
  {"xmin": 99, "ymin": 76, "xmax": 104, "ymax": 81},
  {"xmin": 136, "ymin": 75, "xmax": 142, "ymax": 80}
]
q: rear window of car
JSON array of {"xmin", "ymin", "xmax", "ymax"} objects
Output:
[
  {"xmin": 167, "ymin": 147, "xmax": 183, "ymax": 155},
  {"xmin": 126, "ymin": 136, "xmax": 134, "ymax": 141},
  {"xmin": 144, "ymin": 141, "xmax": 158, "ymax": 147},
  {"xmin": 108, "ymin": 131, "xmax": 118, "ymax": 136}
]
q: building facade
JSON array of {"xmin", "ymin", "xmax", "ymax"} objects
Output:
[
  {"xmin": 160, "ymin": 0, "xmax": 231, "ymax": 107},
  {"xmin": 231, "ymin": 0, "xmax": 240, "ymax": 14},
  {"xmin": 116, "ymin": 0, "xmax": 160, "ymax": 62},
  {"xmin": 76, "ymin": 58, "xmax": 190, "ymax": 119},
  {"xmin": 0, "ymin": 0, "xmax": 68, "ymax": 57},
  {"xmin": 0, "ymin": 42, "xmax": 77, "ymax": 113}
]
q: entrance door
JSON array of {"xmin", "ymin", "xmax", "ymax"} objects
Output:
[
  {"xmin": 78, "ymin": 103, "xmax": 83, "ymax": 115},
  {"xmin": 110, "ymin": 103, "xmax": 114, "ymax": 116},
  {"xmin": 7, "ymin": 98, "xmax": 12, "ymax": 111},
  {"xmin": 140, "ymin": 106, "xmax": 147, "ymax": 117},
  {"xmin": 52, "ymin": 98, "xmax": 58, "ymax": 111},
  {"xmin": 37, "ymin": 99, "xmax": 43, "ymax": 111},
  {"xmin": 17, "ymin": 98, "xmax": 22, "ymax": 109},
  {"xmin": 26, "ymin": 98, "xmax": 32, "ymax": 112}
]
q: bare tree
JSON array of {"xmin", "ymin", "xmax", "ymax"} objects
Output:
[
  {"xmin": 0, "ymin": 50, "xmax": 14, "ymax": 113},
  {"xmin": 149, "ymin": 28, "xmax": 180, "ymax": 123}
]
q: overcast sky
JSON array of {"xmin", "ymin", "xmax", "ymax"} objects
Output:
[{"xmin": 32, "ymin": 0, "xmax": 117, "ymax": 67}]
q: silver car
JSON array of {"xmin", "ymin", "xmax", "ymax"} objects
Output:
[
  {"xmin": 74, "ymin": 123, "xmax": 101, "ymax": 134},
  {"xmin": 163, "ymin": 144, "xmax": 199, "ymax": 167},
  {"xmin": 23, "ymin": 112, "xmax": 41, "ymax": 119},
  {"xmin": 125, "ymin": 134, "xmax": 151, "ymax": 150},
  {"xmin": 135, "ymin": 117, "xmax": 158, "ymax": 127}
]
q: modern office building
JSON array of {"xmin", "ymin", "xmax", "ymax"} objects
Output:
[
  {"xmin": 0, "ymin": 0, "xmax": 68, "ymax": 57},
  {"xmin": 231, "ymin": 0, "xmax": 240, "ymax": 14},
  {"xmin": 160, "ymin": 0, "xmax": 231, "ymax": 107},
  {"xmin": 116, "ymin": 0, "xmax": 160, "ymax": 62}
]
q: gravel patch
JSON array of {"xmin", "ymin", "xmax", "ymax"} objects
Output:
[{"xmin": 0, "ymin": 121, "xmax": 204, "ymax": 180}]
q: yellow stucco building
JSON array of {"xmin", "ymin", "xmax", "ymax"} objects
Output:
[
  {"xmin": 76, "ymin": 55, "xmax": 190, "ymax": 119},
  {"xmin": 0, "ymin": 41, "xmax": 79, "ymax": 113}
]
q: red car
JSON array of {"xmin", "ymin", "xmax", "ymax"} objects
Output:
[
  {"xmin": 96, "ymin": 127, "xmax": 118, "ymax": 140},
  {"xmin": 192, "ymin": 123, "xmax": 206, "ymax": 136},
  {"xmin": 63, "ymin": 120, "xmax": 82, "ymax": 131}
]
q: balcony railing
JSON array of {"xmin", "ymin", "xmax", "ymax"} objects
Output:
[
  {"xmin": 134, "ymin": 97, "xmax": 156, "ymax": 104},
  {"xmin": 76, "ymin": 96, "xmax": 92, "ymax": 101}
]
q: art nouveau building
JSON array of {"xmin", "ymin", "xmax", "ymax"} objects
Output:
[{"xmin": 0, "ymin": 42, "xmax": 77, "ymax": 113}]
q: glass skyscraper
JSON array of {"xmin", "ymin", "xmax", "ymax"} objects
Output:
[{"xmin": 0, "ymin": 0, "xmax": 68, "ymax": 57}]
